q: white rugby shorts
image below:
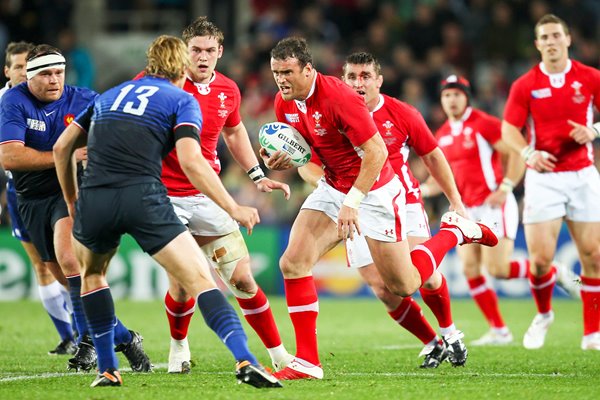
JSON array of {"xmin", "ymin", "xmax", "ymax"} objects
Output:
[
  {"xmin": 301, "ymin": 176, "xmax": 407, "ymax": 243},
  {"xmin": 169, "ymin": 194, "xmax": 239, "ymax": 236},
  {"xmin": 345, "ymin": 202, "xmax": 430, "ymax": 269},
  {"xmin": 523, "ymin": 166, "xmax": 600, "ymax": 224},
  {"xmin": 465, "ymin": 191, "xmax": 519, "ymax": 240}
]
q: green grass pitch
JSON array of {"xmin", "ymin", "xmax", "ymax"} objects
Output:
[{"xmin": 0, "ymin": 297, "xmax": 597, "ymax": 399}]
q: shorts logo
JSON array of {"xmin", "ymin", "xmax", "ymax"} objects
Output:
[
  {"xmin": 26, "ymin": 118, "xmax": 46, "ymax": 131},
  {"xmin": 384, "ymin": 229, "xmax": 394, "ymax": 236},
  {"xmin": 531, "ymin": 88, "xmax": 551, "ymax": 99}
]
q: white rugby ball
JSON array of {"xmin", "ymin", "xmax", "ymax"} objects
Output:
[{"xmin": 258, "ymin": 122, "xmax": 312, "ymax": 167}]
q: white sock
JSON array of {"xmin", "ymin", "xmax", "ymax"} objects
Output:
[{"xmin": 38, "ymin": 281, "xmax": 71, "ymax": 323}]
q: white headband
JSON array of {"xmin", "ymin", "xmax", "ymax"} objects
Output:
[{"xmin": 26, "ymin": 54, "xmax": 66, "ymax": 80}]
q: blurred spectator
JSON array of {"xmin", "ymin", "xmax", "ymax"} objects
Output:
[{"xmin": 57, "ymin": 28, "xmax": 96, "ymax": 89}]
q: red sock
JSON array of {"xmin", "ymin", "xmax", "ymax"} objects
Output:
[
  {"xmin": 419, "ymin": 274, "xmax": 454, "ymax": 329},
  {"xmin": 389, "ymin": 297, "xmax": 437, "ymax": 344},
  {"xmin": 164, "ymin": 291, "xmax": 196, "ymax": 340},
  {"xmin": 508, "ymin": 259, "xmax": 529, "ymax": 279},
  {"xmin": 581, "ymin": 276, "xmax": 600, "ymax": 336},
  {"xmin": 410, "ymin": 230, "xmax": 459, "ymax": 284},
  {"xmin": 236, "ymin": 287, "xmax": 282, "ymax": 348},
  {"xmin": 468, "ymin": 276, "xmax": 506, "ymax": 328},
  {"xmin": 529, "ymin": 266, "xmax": 556, "ymax": 314},
  {"xmin": 285, "ymin": 276, "xmax": 320, "ymax": 365}
]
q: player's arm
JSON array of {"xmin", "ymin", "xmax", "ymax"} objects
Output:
[
  {"xmin": 338, "ymin": 133, "xmax": 387, "ymax": 240},
  {"xmin": 176, "ymin": 128, "xmax": 259, "ymax": 233},
  {"xmin": 298, "ymin": 161, "xmax": 323, "ymax": 188},
  {"xmin": 53, "ymin": 123, "xmax": 88, "ymax": 217},
  {"xmin": 419, "ymin": 147, "xmax": 466, "ymax": 216},
  {"xmin": 483, "ymin": 140, "xmax": 525, "ymax": 208},
  {"xmin": 567, "ymin": 120, "xmax": 600, "ymax": 144},
  {"xmin": 501, "ymin": 120, "xmax": 555, "ymax": 172},
  {"xmin": 0, "ymin": 142, "xmax": 55, "ymax": 171},
  {"xmin": 222, "ymin": 122, "xmax": 290, "ymax": 199}
]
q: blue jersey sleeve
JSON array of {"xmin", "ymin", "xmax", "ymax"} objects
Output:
[
  {"xmin": 74, "ymin": 100, "xmax": 95, "ymax": 132},
  {"xmin": 174, "ymin": 95, "xmax": 202, "ymax": 135},
  {"xmin": 0, "ymin": 90, "xmax": 27, "ymax": 144}
]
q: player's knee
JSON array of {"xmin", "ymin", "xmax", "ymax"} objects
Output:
[
  {"xmin": 201, "ymin": 231, "xmax": 256, "ymax": 298},
  {"xmin": 370, "ymin": 283, "xmax": 400, "ymax": 307},
  {"xmin": 385, "ymin": 278, "xmax": 417, "ymax": 298},
  {"xmin": 462, "ymin": 262, "xmax": 481, "ymax": 279},
  {"xmin": 529, "ymin": 254, "xmax": 554, "ymax": 275},
  {"xmin": 486, "ymin": 261, "xmax": 509, "ymax": 279},
  {"xmin": 279, "ymin": 251, "xmax": 313, "ymax": 277}
]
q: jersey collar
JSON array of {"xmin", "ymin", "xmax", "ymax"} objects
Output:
[
  {"xmin": 370, "ymin": 94, "xmax": 385, "ymax": 115},
  {"xmin": 539, "ymin": 58, "xmax": 572, "ymax": 76}
]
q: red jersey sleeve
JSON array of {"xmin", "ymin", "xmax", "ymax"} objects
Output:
[
  {"xmin": 478, "ymin": 114, "xmax": 502, "ymax": 145},
  {"xmin": 503, "ymin": 76, "xmax": 530, "ymax": 128},
  {"xmin": 405, "ymin": 106, "xmax": 438, "ymax": 156},
  {"xmin": 329, "ymin": 84, "xmax": 378, "ymax": 147}
]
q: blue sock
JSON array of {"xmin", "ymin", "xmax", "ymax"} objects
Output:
[
  {"xmin": 113, "ymin": 318, "xmax": 132, "ymax": 345},
  {"xmin": 38, "ymin": 281, "xmax": 74, "ymax": 341},
  {"xmin": 81, "ymin": 287, "xmax": 118, "ymax": 372},
  {"xmin": 66, "ymin": 275, "xmax": 89, "ymax": 342},
  {"xmin": 197, "ymin": 288, "xmax": 257, "ymax": 365}
]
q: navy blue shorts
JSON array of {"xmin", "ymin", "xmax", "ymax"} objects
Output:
[
  {"xmin": 18, "ymin": 192, "xmax": 69, "ymax": 262},
  {"xmin": 6, "ymin": 178, "xmax": 30, "ymax": 242},
  {"xmin": 72, "ymin": 183, "xmax": 187, "ymax": 255}
]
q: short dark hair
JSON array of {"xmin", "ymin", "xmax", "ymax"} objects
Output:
[
  {"xmin": 182, "ymin": 16, "xmax": 224, "ymax": 45},
  {"xmin": 26, "ymin": 44, "xmax": 63, "ymax": 62},
  {"xmin": 535, "ymin": 14, "xmax": 569, "ymax": 38},
  {"xmin": 270, "ymin": 37, "xmax": 313, "ymax": 69},
  {"xmin": 4, "ymin": 41, "xmax": 34, "ymax": 67},
  {"xmin": 343, "ymin": 52, "xmax": 381, "ymax": 76}
]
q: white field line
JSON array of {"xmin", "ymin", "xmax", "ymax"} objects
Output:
[{"xmin": 0, "ymin": 363, "xmax": 576, "ymax": 383}]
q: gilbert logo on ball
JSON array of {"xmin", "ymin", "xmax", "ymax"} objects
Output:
[{"xmin": 259, "ymin": 122, "xmax": 312, "ymax": 167}]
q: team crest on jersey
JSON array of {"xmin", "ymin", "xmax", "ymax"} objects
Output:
[
  {"xmin": 571, "ymin": 81, "xmax": 585, "ymax": 104},
  {"xmin": 218, "ymin": 92, "xmax": 227, "ymax": 108},
  {"xmin": 195, "ymin": 83, "xmax": 210, "ymax": 95},
  {"xmin": 26, "ymin": 118, "xmax": 46, "ymax": 131},
  {"xmin": 64, "ymin": 114, "xmax": 75, "ymax": 126},
  {"xmin": 382, "ymin": 120, "xmax": 394, "ymax": 136},
  {"xmin": 531, "ymin": 88, "xmax": 551, "ymax": 99},
  {"xmin": 462, "ymin": 127, "xmax": 474, "ymax": 149},
  {"xmin": 313, "ymin": 111, "xmax": 327, "ymax": 136},
  {"xmin": 285, "ymin": 113, "xmax": 300, "ymax": 123}
]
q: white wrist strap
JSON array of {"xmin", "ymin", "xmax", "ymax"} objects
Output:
[
  {"xmin": 592, "ymin": 122, "xmax": 600, "ymax": 139},
  {"xmin": 342, "ymin": 186, "xmax": 365, "ymax": 209}
]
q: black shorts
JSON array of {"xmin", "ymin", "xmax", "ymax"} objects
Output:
[
  {"xmin": 18, "ymin": 192, "xmax": 69, "ymax": 262},
  {"xmin": 72, "ymin": 182, "xmax": 187, "ymax": 255}
]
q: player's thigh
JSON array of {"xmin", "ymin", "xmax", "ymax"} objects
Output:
[
  {"xmin": 170, "ymin": 195, "xmax": 238, "ymax": 238},
  {"xmin": 481, "ymin": 237, "xmax": 514, "ymax": 276},
  {"xmin": 456, "ymin": 244, "xmax": 482, "ymax": 278},
  {"xmin": 565, "ymin": 220, "xmax": 600, "ymax": 276},
  {"xmin": 153, "ymin": 230, "xmax": 217, "ymax": 295},
  {"xmin": 366, "ymin": 238, "xmax": 415, "ymax": 287},
  {"xmin": 281, "ymin": 209, "xmax": 340, "ymax": 276},
  {"xmin": 524, "ymin": 218, "xmax": 562, "ymax": 271}
]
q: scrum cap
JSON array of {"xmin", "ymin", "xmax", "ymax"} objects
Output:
[{"xmin": 440, "ymin": 74, "xmax": 471, "ymax": 98}]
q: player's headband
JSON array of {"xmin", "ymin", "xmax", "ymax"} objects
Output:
[
  {"xmin": 440, "ymin": 74, "xmax": 471, "ymax": 98},
  {"xmin": 26, "ymin": 53, "xmax": 66, "ymax": 80}
]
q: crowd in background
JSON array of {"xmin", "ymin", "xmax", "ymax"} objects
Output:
[{"xmin": 1, "ymin": 0, "xmax": 600, "ymax": 226}]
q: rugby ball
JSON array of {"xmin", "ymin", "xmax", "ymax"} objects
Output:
[{"xmin": 258, "ymin": 122, "xmax": 312, "ymax": 167}]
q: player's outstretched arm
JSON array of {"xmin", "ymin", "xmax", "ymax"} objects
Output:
[
  {"xmin": 298, "ymin": 161, "xmax": 323, "ymax": 188},
  {"xmin": 176, "ymin": 136, "xmax": 260, "ymax": 233},
  {"xmin": 53, "ymin": 123, "xmax": 88, "ymax": 217},
  {"xmin": 0, "ymin": 142, "xmax": 55, "ymax": 171},
  {"xmin": 484, "ymin": 140, "xmax": 525, "ymax": 208},
  {"xmin": 502, "ymin": 120, "xmax": 556, "ymax": 172}
]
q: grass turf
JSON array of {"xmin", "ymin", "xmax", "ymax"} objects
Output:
[{"xmin": 0, "ymin": 297, "xmax": 597, "ymax": 399}]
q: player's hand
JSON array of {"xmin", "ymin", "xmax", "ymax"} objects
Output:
[
  {"xmin": 255, "ymin": 177, "xmax": 291, "ymax": 200},
  {"xmin": 567, "ymin": 120, "xmax": 596, "ymax": 144},
  {"xmin": 524, "ymin": 149, "xmax": 556, "ymax": 172},
  {"xmin": 337, "ymin": 205, "xmax": 361, "ymax": 241},
  {"xmin": 484, "ymin": 190, "xmax": 507, "ymax": 209},
  {"xmin": 259, "ymin": 148, "xmax": 293, "ymax": 170},
  {"xmin": 230, "ymin": 205, "xmax": 260, "ymax": 235},
  {"xmin": 74, "ymin": 147, "xmax": 87, "ymax": 162}
]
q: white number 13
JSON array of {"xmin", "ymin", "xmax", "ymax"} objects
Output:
[{"xmin": 109, "ymin": 84, "xmax": 159, "ymax": 116}]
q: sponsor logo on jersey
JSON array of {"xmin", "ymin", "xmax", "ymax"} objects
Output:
[
  {"xmin": 571, "ymin": 81, "xmax": 585, "ymax": 104},
  {"xmin": 438, "ymin": 135, "xmax": 453, "ymax": 147},
  {"xmin": 26, "ymin": 118, "xmax": 46, "ymax": 131},
  {"xmin": 531, "ymin": 88, "xmax": 552, "ymax": 99},
  {"xmin": 218, "ymin": 109, "xmax": 229, "ymax": 118},
  {"xmin": 285, "ymin": 113, "xmax": 300, "ymax": 123}
]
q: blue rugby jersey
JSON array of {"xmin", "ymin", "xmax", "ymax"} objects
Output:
[
  {"xmin": 75, "ymin": 76, "xmax": 202, "ymax": 188},
  {"xmin": 0, "ymin": 83, "xmax": 97, "ymax": 198}
]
